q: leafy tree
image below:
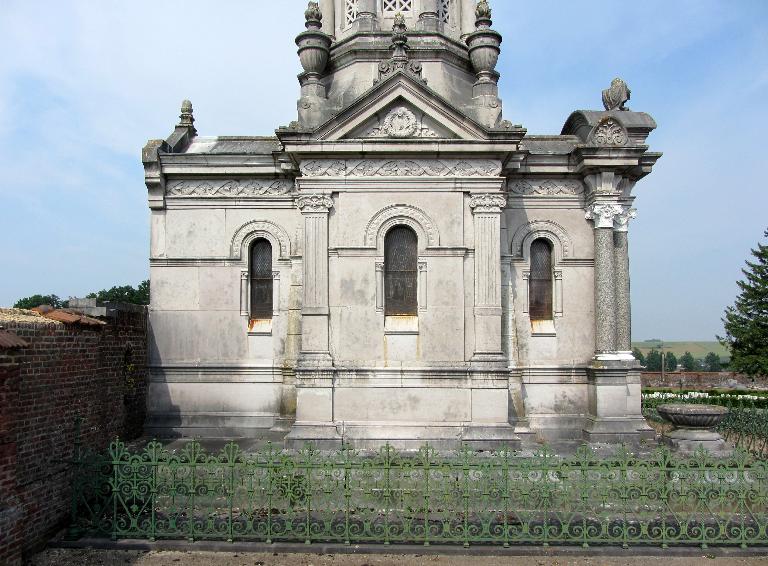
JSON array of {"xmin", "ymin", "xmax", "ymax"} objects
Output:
[
  {"xmin": 680, "ymin": 351, "xmax": 696, "ymax": 372},
  {"xmin": 665, "ymin": 352, "xmax": 678, "ymax": 372},
  {"xmin": 720, "ymin": 229, "xmax": 768, "ymax": 378},
  {"xmin": 87, "ymin": 280, "xmax": 150, "ymax": 306},
  {"xmin": 13, "ymin": 294, "xmax": 66, "ymax": 309},
  {"xmin": 632, "ymin": 347, "xmax": 646, "ymax": 366},
  {"xmin": 704, "ymin": 352, "xmax": 722, "ymax": 373},
  {"xmin": 646, "ymin": 349, "xmax": 663, "ymax": 372}
]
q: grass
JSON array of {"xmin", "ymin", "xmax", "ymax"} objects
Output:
[{"xmin": 632, "ymin": 340, "xmax": 730, "ymax": 360}]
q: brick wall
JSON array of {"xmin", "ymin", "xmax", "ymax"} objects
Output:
[
  {"xmin": 641, "ymin": 372, "xmax": 765, "ymax": 390},
  {"xmin": 0, "ymin": 308, "xmax": 147, "ymax": 561},
  {"xmin": 0, "ymin": 353, "xmax": 23, "ymax": 566}
]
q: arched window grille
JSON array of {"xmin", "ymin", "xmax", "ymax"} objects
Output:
[
  {"xmin": 250, "ymin": 239, "xmax": 273, "ymax": 320},
  {"xmin": 385, "ymin": 226, "xmax": 418, "ymax": 316},
  {"xmin": 529, "ymin": 238, "xmax": 553, "ymax": 321},
  {"xmin": 344, "ymin": 0, "xmax": 358, "ymax": 27},
  {"xmin": 439, "ymin": 0, "xmax": 451, "ymax": 23}
]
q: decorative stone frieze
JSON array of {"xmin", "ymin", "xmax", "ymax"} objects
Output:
[
  {"xmin": 300, "ymin": 159, "xmax": 502, "ymax": 177},
  {"xmin": 585, "ymin": 203, "xmax": 624, "ymax": 229},
  {"xmin": 366, "ymin": 106, "xmax": 438, "ymax": 138},
  {"xmin": 507, "ymin": 179, "xmax": 584, "ymax": 196},
  {"xmin": 614, "ymin": 207, "xmax": 637, "ymax": 232},
  {"xmin": 296, "ymin": 194, "xmax": 334, "ymax": 213},
  {"xmin": 590, "ymin": 118, "xmax": 628, "ymax": 146},
  {"xmin": 469, "ymin": 194, "xmax": 506, "ymax": 213},
  {"xmin": 166, "ymin": 179, "xmax": 295, "ymax": 197}
]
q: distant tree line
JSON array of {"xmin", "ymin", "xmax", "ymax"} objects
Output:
[
  {"xmin": 13, "ymin": 280, "xmax": 150, "ymax": 309},
  {"xmin": 632, "ymin": 348, "xmax": 723, "ymax": 372}
]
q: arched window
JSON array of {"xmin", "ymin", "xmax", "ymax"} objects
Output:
[
  {"xmin": 529, "ymin": 238, "xmax": 553, "ymax": 321},
  {"xmin": 385, "ymin": 226, "xmax": 418, "ymax": 316},
  {"xmin": 250, "ymin": 239, "xmax": 273, "ymax": 320}
]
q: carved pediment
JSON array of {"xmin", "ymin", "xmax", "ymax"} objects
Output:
[
  {"xmin": 348, "ymin": 102, "xmax": 457, "ymax": 140},
  {"xmin": 312, "ymin": 73, "xmax": 488, "ymax": 142}
]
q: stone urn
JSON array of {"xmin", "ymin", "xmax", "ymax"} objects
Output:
[
  {"xmin": 296, "ymin": 2, "xmax": 332, "ymax": 78},
  {"xmin": 657, "ymin": 403, "xmax": 732, "ymax": 456},
  {"xmin": 465, "ymin": 1, "xmax": 502, "ymax": 85}
]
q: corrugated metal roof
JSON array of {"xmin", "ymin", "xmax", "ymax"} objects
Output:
[
  {"xmin": 0, "ymin": 330, "xmax": 29, "ymax": 349},
  {"xmin": 31, "ymin": 307, "xmax": 106, "ymax": 327}
]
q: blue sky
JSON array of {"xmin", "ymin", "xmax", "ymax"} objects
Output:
[{"xmin": 0, "ymin": 0, "xmax": 766, "ymax": 340}]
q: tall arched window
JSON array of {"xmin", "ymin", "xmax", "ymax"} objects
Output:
[
  {"xmin": 529, "ymin": 238, "xmax": 553, "ymax": 321},
  {"xmin": 250, "ymin": 239, "xmax": 273, "ymax": 320},
  {"xmin": 385, "ymin": 226, "xmax": 418, "ymax": 316}
]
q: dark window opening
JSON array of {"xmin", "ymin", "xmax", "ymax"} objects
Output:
[
  {"xmin": 529, "ymin": 238, "xmax": 553, "ymax": 321},
  {"xmin": 250, "ymin": 239, "xmax": 273, "ymax": 320},
  {"xmin": 385, "ymin": 226, "xmax": 418, "ymax": 316}
]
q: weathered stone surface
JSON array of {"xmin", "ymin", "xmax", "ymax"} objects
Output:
[{"xmin": 143, "ymin": 2, "xmax": 661, "ymax": 446}]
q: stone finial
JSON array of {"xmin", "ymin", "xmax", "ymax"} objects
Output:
[
  {"xmin": 304, "ymin": 1, "xmax": 323, "ymax": 30},
  {"xmin": 475, "ymin": 0, "xmax": 492, "ymax": 28},
  {"xmin": 391, "ymin": 12, "xmax": 409, "ymax": 57},
  {"xmin": 178, "ymin": 99, "xmax": 195, "ymax": 128},
  {"xmin": 602, "ymin": 78, "xmax": 631, "ymax": 111}
]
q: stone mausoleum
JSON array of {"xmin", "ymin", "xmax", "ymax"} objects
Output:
[{"xmin": 143, "ymin": 0, "xmax": 661, "ymax": 448}]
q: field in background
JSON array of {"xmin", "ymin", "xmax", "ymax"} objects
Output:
[{"xmin": 632, "ymin": 340, "xmax": 730, "ymax": 359}]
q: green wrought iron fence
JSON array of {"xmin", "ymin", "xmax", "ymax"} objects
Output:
[
  {"xmin": 68, "ymin": 438, "xmax": 768, "ymax": 548},
  {"xmin": 642, "ymin": 391, "xmax": 768, "ymax": 458}
]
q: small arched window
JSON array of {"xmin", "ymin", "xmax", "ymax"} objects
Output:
[
  {"xmin": 529, "ymin": 238, "xmax": 553, "ymax": 321},
  {"xmin": 385, "ymin": 226, "xmax": 418, "ymax": 316},
  {"xmin": 250, "ymin": 239, "xmax": 273, "ymax": 320}
]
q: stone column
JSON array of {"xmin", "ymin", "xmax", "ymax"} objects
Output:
[
  {"xmin": 460, "ymin": 0, "xmax": 476, "ymax": 38},
  {"xmin": 320, "ymin": 0, "xmax": 336, "ymax": 37},
  {"xmin": 614, "ymin": 207, "xmax": 636, "ymax": 356},
  {"xmin": 470, "ymin": 193, "xmax": 506, "ymax": 362},
  {"xmin": 355, "ymin": 0, "xmax": 379, "ymax": 31},
  {"xmin": 417, "ymin": 0, "xmax": 440, "ymax": 31},
  {"xmin": 297, "ymin": 194, "xmax": 334, "ymax": 366},
  {"xmin": 585, "ymin": 203, "xmax": 623, "ymax": 358}
]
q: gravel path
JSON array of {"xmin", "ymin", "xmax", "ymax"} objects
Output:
[{"xmin": 28, "ymin": 548, "xmax": 768, "ymax": 566}]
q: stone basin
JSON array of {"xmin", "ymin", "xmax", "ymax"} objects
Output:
[{"xmin": 657, "ymin": 403, "xmax": 728, "ymax": 429}]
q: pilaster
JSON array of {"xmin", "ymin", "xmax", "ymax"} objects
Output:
[
  {"xmin": 469, "ymin": 193, "xmax": 506, "ymax": 364},
  {"xmin": 296, "ymin": 194, "xmax": 334, "ymax": 367}
]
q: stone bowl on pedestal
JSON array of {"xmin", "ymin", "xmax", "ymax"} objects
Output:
[{"xmin": 657, "ymin": 403, "xmax": 732, "ymax": 456}]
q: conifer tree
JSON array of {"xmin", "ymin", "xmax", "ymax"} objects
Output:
[{"xmin": 720, "ymin": 229, "xmax": 768, "ymax": 378}]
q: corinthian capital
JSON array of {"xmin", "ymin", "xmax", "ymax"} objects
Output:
[
  {"xmin": 296, "ymin": 194, "xmax": 334, "ymax": 213},
  {"xmin": 614, "ymin": 207, "xmax": 637, "ymax": 232},
  {"xmin": 469, "ymin": 193, "xmax": 507, "ymax": 214},
  {"xmin": 585, "ymin": 203, "xmax": 623, "ymax": 229}
]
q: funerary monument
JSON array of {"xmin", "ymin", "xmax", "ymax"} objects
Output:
[{"xmin": 142, "ymin": 0, "xmax": 661, "ymax": 448}]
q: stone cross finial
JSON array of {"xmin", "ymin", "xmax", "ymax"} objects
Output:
[
  {"xmin": 178, "ymin": 100, "xmax": 194, "ymax": 128},
  {"xmin": 305, "ymin": 1, "xmax": 323, "ymax": 30},
  {"xmin": 602, "ymin": 78, "xmax": 631, "ymax": 111}
]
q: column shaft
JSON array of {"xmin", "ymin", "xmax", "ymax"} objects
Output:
[
  {"xmin": 594, "ymin": 227, "xmax": 616, "ymax": 354},
  {"xmin": 320, "ymin": 0, "xmax": 335, "ymax": 37},
  {"xmin": 460, "ymin": 0, "xmax": 476, "ymax": 37},
  {"xmin": 614, "ymin": 230, "xmax": 631, "ymax": 353}
]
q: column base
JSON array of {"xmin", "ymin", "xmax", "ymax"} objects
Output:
[
  {"xmin": 297, "ymin": 352, "xmax": 334, "ymax": 369},
  {"xmin": 582, "ymin": 416, "xmax": 655, "ymax": 445}
]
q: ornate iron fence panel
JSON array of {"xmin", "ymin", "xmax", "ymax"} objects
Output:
[{"xmin": 69, "ymin": 439, "xmax": 768, "ymax": 548}]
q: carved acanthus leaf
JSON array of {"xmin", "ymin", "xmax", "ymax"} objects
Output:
[
  {"xmin": 590, "ymin": 118, "xmax": 628, "ymax": 146},
  {"xmin": 585, "ymin": 203, "xmax": 624, "ymax": 229},
  {"xmin": 296, "ymin": 194, "xmax": 334, "ymax": 212},
  {"xmin": 300, "ymin": 159, "xmax": 502, "ymax": 177},
  {"xmin": 166, "ymin": 179, "xmax": 295, "ymax": 197},
  {"xmin": 614, "ymin": 207, "xmax": 637, "ymax": 232},
  {"xmin": 469, "ymin": 194, "xmax": 507, "ymax": 213},
  {"xmin": 508, "ymin": 179, "xmax": 584, "ymax": 196}
]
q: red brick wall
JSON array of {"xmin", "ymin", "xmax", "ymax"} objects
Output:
[
  {"xmin": 0, "ymin": 353, "xmax": 23, "ymax": 566},
  {"xmin": 641, "ymin": 372, "xmax": 764, "ymax": 390},
  {"xmin": 0, "ymin": 309, "xmax": 147, "ymax": 560}
]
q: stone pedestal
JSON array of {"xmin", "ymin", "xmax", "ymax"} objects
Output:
[{"xmin": 662, "ymin": 429, "xmax": 732, "ymax": 457}]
